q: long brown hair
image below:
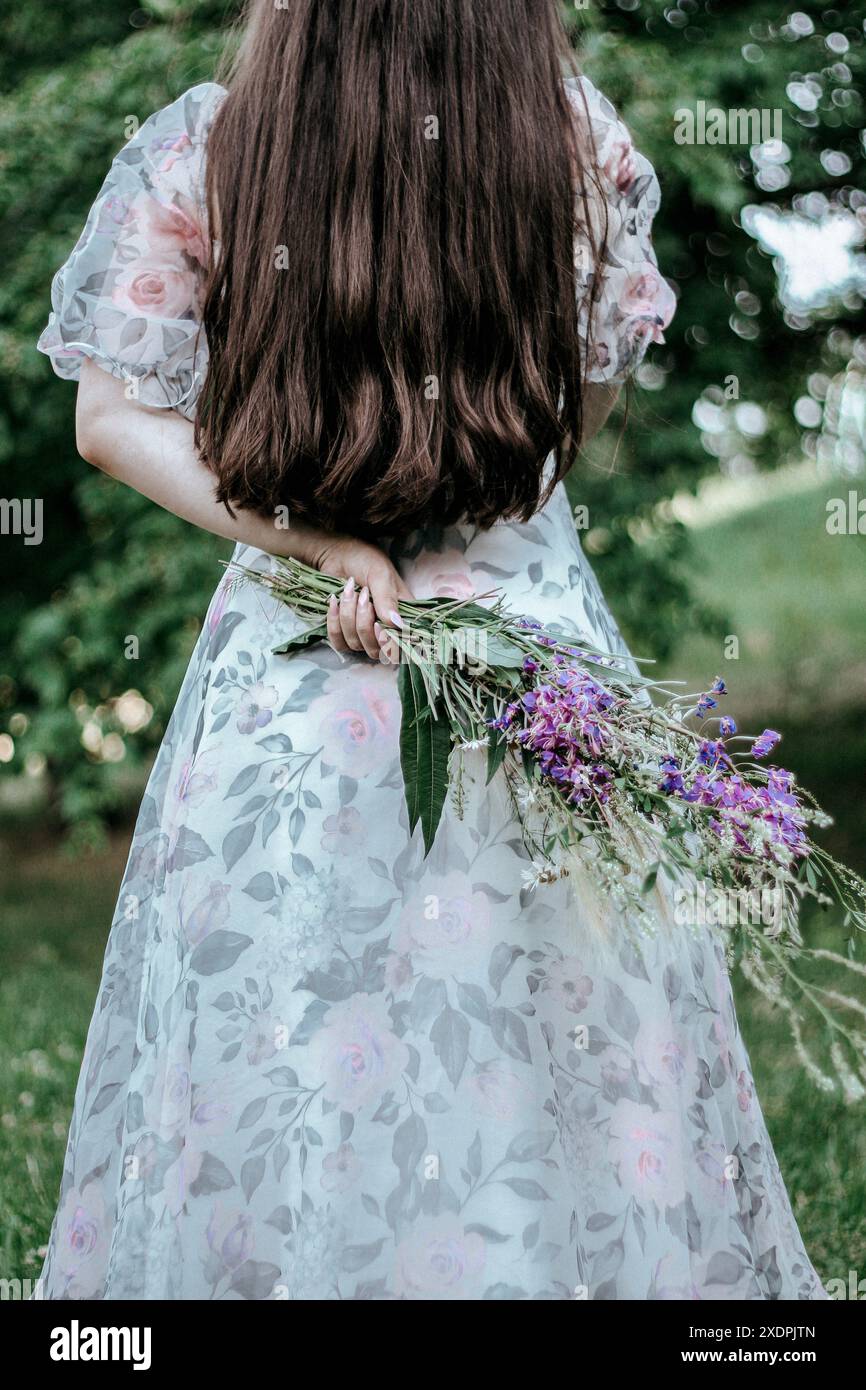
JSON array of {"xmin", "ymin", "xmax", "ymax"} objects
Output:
[{"xmin": 197, "ymin": 0, "xmax": 604, "ymax": 537}]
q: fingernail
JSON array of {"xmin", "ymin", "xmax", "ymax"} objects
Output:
[
  {"xmin": 329, "ymin": 593, "xmax": 338, "ymax": 611},
  {"xmin": 359, "ymin": 586, "xmax": 369, "ymax": 606},
  {"xmin": 389, "ymin": 609, "xmax": 403, "ymax": 629},
  {"xmin": 343, "ymin": 576, "xmax": 354, "ymax": 597},
  {"xmin": 373, "ymin": 622, "xmax": 383, "ymax": 642}
]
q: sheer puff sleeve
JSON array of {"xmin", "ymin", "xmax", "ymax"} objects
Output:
[
  {"xmin": 568, "ymin": 75, "xmax": 676, "ymax": 385},
  {"xmin": 37, "ymin": 82, "xmax": 226, "ymax": 421}
]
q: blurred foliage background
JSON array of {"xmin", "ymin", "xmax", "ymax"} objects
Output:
[{"xmin": 1, "ymin": 0, "xmax": 865, "ymax": 1290}]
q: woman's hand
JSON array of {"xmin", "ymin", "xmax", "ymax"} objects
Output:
[
  {"xmin": 312, "ymin": 534, "xmax": 414, "ymax": 661},
  {"xmin": 72, "ymin": 364, "xmax": 412, "ymax": 663}
]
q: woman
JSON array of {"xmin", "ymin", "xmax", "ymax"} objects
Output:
[{"xmin": 36, "ymin": 0, "xmax": 824, "ymax": 1300}]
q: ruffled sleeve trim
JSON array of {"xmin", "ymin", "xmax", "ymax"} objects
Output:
[
  {"xmin": 37, "ymin": 82, "xmax": 227, "ymax": 420},
  {"xmin": 568, "ymin": 75, "xmax": 676, "ymax": 385}
]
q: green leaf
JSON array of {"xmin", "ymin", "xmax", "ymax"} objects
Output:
[
  {"xmin": 397, "ymin": 661, "xmax": 452, "ymax": 855},
  {"xmin": 481, "ymin": 637, "xmax": 525, "ymax": 669},
  {"xmin": 445, "ymin": 601, "xmax": 495, "ymax": 623},
  {"xmin": 271, "ymin": 623, "xmax": 327, "ymax": 656},
  {"xmin": 486, "ymin": 733, "xmax": 508, "ymax": 785},
  {"xmin": 642, "ymin": 864, "xmax": 659, "ymax": 893}
]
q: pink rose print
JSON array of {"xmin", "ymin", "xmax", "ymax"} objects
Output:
[
  {"xmin": 153, "ymin": 132, "xmax": 193, "ymax": 176},
  {"xmin": 245, "ymin": 1011, "xmax": 286, "ymax": 1066},
  {"xmin": 144, "ymin": 1046, "xmax": 192, "ymax": 1136},
  {"xmin": 235, "ymin": 681, "xmax": 279, "ymax": 735},
  {"xmin": 321, "ymin": 805, "xmax": 367, "ymax": 856},
  {"xmin": 635, "ymin": 1021, "xmax": 690, "ymax": 1095},
  {"xmin": 144, "ymin": 194, "xmax": 207, "ymax": 265},
  {"xmin": 205, "ymin": 1206, "xmax": 255, "ymax": 1273},
  {"xmin": 307, "ymin": 994, "xmax": 409, "ymax": 1114},
  {"xmin": 395, "ymin": 1217, "xmax": 486, "ymax": 1299},
  {"xmin": 97, "ymin": 194, "xmax": 131, "ymax": 230},
  {"xmin": 736, "ymin": 1069, "xmax": 753, "ymax": 1114},
  {"xmin": 112, "ymin": 258, "xmax": 195, "ymax": 319},
  {"xmin": 608, "ymin": 1101, "xmax": 685, "ymax": 1206},
  {"xmin": 621, "ymin": 266, "xmax": 676, "ymax": 346},
  {"xmin": 174, "ymin": 753, "xmax": 219, "ymax": 807},
  {"xmin": 54, "ymin": 1186, "xmax": 109, "ymax": 1298},
  {"xmin": 463, "ymin": 1061, "xmax": 535, "ymax": 1122},
  {"xmin": 397, "ymin": 872, "xmax": 491, "ymax": 972},
  {"xmin": 545, "ymin": 956, "xmax": 594, "ymax": 1014},
  {"xmin": 409, "ymin": 548, "xmax": 476, "ymax": 601},
  {"xmin": 603, "ymin": 137, "xmax": 637, "ymax": 194},
  {"xmin": 321, "ymin": 1142, "xmax": 361, "ymax": 1193},
  {"xmin": 190, "ymin": 1082, "xmax": 232, "ymax": 1137},
  {"xmin": 317, "ymin": 668, "xmax": 398, "ymax": 778},
  {"xmin": 129, "ymin": 832, "xmax": 168, "ymax": 885},
  {"xmin": 181, "ymin": 880, "xmax": 231, "ymax": 946}
]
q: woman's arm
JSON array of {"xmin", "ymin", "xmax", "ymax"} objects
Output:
[
  {"xmin": 75, "ymin": 364, "xmax": 620, "ymax": 654},
  {"xmin": 75, "ymin": 357, "xmax": 330, "ymax": 565},
  {"xmin": 75, "ymin": 358, "xmax": 411, "ymax": 659}
]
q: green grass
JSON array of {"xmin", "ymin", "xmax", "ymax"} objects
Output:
[
  {"xmin": 0, "ymin": 835, "xmax": 126, "ymax": 1288},
  {"xmin": 656, "ymin": 478, "xmax": 866, "ymax": 1282},
  {"xmin": 735, "ymin": 968, "xmax": 866, "ymax": 1283},
  {"xmin": 1, "ymin": 477, "xmax": 864, "ymax": 1292},
  {"xmin": 730, "ymin": 885, "xmax": 866, "ymax": 1282},
  {"xmin": 657, "ymin": 480, "xmax": 866, "ymax": 723}
]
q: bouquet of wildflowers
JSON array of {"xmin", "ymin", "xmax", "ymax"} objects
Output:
[{"xmin": 231, "ymin": 555, "xmax": 866, "ymax": 1097}]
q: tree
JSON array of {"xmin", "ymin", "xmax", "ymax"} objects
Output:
[{"xmin": 1, "ymin": 0, "xmax": 863, "ymax": 839}]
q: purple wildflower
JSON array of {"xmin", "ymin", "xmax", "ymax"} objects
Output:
[
  {"xmin": 696, "ymin": 694, "xmax": 718, "ymax": 717},
  {"xmin": 751, "ymin": 729, "xmax": 781, "ymax": 760},
  {"xmin": 697, "ymin": 739, "xmax": 729, "ymax": 769},
  {"xmin": 659, "ymin": 755, "xmax": 685, "ymax": 795}
]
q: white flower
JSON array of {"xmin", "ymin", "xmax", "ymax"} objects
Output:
[
  {"xmin": 520, "ymin": 860, "xmax": 563, "ymax": 891},
  {"xmin": 457, "ymin": 736, "xmax": 489, "ymax": 751},
  {"xmin": 282, "ymin": 1210, "xmax": 345, "ymax": 1296},
  {"xmin": 257, "ymin": 869, "xmax": 350, "ymax": 978}
]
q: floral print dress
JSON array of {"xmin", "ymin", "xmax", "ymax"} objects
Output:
[{"xmin": 35, "ymin": 78, "xmax": 826, "ymax": 1301}]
